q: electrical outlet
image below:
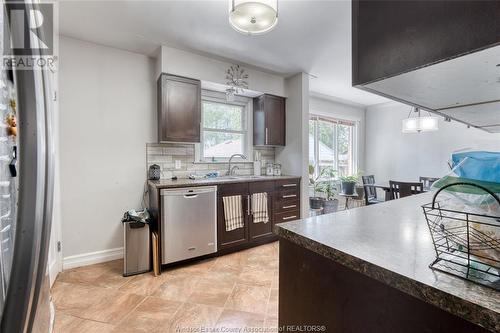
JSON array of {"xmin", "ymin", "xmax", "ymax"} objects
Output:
[{"xmin": 175, "ymin": 160, "xmax": 181, "ymax": 169}]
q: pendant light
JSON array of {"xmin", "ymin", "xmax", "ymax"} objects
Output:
[
  {"xmin": 229, "ymin": 0, "xmax": 278, "ymax": 35},
  {"xmin": 402, "ymin": 107, "xmax": 439, "ymax": 133}
]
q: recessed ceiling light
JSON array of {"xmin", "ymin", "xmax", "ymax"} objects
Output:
[{"xmin": 229, "ymin": 0, "xmax": 278, "ymax": 36}]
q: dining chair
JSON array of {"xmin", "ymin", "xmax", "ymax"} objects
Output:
[
  {"xmin": 389, "ymin": 181, "xmax": 425, "ymax": 199},
  {"xmin": 362, "ymin": 175, "xmax": 383, "ymax": 205},
  {"xmin": 419, "ymin": 176, "xmax": 440, "ymax": 191}
]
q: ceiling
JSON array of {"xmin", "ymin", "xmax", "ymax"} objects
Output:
[{"xmin": 59, "ymin": 0, "xmax": 389, "ymax": 106}]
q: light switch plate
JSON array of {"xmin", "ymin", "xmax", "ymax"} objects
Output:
[{"xmin": 174, "ymin": 160, "xmax": 181, "ymax": 169}]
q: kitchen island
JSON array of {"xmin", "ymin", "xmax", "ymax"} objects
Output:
[{"xmin": 275, "ymin": 193, "xmax": 499, "ymax": 332}]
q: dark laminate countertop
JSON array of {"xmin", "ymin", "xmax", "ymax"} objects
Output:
[
  {"xmin": 149, "ymin": 175, "xmax": 300, "ymax": 189},
  {"xmin": 275, "ymin": 193, "xmax": 500, "ymax": 332}
]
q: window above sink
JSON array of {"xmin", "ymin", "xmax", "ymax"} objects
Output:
[{"xmin": 195, "ymin": 90, "xmax": 253, "ymax": 163}]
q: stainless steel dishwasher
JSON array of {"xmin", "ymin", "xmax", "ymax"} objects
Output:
[{"xmin": 160, "ymin": 186, "xmax": 217, "ymax": 264}]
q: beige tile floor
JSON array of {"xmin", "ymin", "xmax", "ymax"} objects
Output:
[{"xmin": 52, "ymin": 242, "xmax": 279, "ymax": 333}]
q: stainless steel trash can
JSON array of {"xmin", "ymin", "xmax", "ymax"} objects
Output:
[{"xmin": 123, "ymin": 221, "xmax": 150, "ymax": 276}]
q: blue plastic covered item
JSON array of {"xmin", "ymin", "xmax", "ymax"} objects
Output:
[{"xmin": 451, "ymin": 151, "xmax": 500, "ymax": 184}]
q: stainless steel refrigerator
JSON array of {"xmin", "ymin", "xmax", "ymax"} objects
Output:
[{"xmin": 0, "ymin": 1, "xmax": 55, "ymax": 332}]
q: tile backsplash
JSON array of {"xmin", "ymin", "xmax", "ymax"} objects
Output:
[{"xmin": 146, "ymin": 143, "xmax": 275, "ymax": 179}]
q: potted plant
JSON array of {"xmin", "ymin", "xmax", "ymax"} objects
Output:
[
  {"xmin": 309, "ymin": 165, "xmax": 338, "ymax": 213},
  {"xmin": 315, "ymin": 179, "xmax": 339, "ymax": 214},
  {"xmin": 309, "ymin": 164, "xmax": 324, "ymax": 209},
  {"xmin": 339, "ymin": 174, "xmax": 359, "ymax": 195}
]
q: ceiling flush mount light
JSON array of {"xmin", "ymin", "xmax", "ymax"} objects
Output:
[
  {"xmin": 229, "ymin": 0, "xmax": 278, "ymax": 35},
  {"xmin": 402, "ymin": 107, "xmax": 439, "ymax": 133}
]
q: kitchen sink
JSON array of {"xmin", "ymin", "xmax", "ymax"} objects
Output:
[
  {"xmin": 241, "ymin": 175, "xmax": 268, "ymax": 179},
  {"xmin": 216, "ymin": 175, "xmax": 268, "ymax": 180}
]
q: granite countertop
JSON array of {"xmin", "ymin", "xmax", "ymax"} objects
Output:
[
  {"xmin": 149, "ymin": 175, "xmax": 300, "ymax": 189},
  {"xmin": 275, "ymin": 193, "xmax": 500, "ymax": 332}
]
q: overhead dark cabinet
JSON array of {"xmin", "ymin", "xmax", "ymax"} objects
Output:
[
  {"xmin": 253, "ymin": 94, "xmax": 286, "ymax": 146},
  {"xmin": 352, "ymin": 0, "xmax": 500, "ymax": 85},
  {"xmin": 157, "ymin": 73, "xmax": 201, "ymax": 142},
  {"xmin": 352, "ymin": 1, "xmax": 500, "ymax": 133}
]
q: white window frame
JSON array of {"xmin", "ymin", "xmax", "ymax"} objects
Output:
[
  {"xmin": 195, "ymin": 90, "xmax": 253, "ymax": 163},
  {"xmin": 309, "ymin": 115, "xmax": 358, "ymax": 178}
]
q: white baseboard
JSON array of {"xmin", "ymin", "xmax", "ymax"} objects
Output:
[
  {"xmin": 63, "ymin": 247, "xmax": 123, "ymax": 270},
  {"xmin": 48, "ymin": 259, "xmax": 59, "ymax": 287}
]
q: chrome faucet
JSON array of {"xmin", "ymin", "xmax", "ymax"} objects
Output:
[{"xmin": 227, "ymin": 154, "xmax": 247, "ymax": 175}]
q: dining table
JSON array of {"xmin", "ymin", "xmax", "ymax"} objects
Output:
[
  {"xmin": 365, "ymin": 183, "xmax": 430, "ymax": 201},
  {"xmin": 364, "ymin": 183, "xmax": 392, "ymax": 201}
]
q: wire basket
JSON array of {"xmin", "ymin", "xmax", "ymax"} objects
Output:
[{"xmin": 422, "ymin": 182, "xmax": 500, "ymax": 290}]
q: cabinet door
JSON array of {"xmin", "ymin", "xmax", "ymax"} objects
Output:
[
  {"xmin": 248, "ymin": 181, "xmax": 274, "ymax": 240},
  {"xmin": 157, "ymin": 74, "xmax": 201, "ymax": 142},
  {"xmin": 264, "ymin": 95, "xmax": 285, "ymax": 146},
  {"xmin": 253, "ymin": 96, "xmax": 266, "ymax": 146},
  {"xmin": 217, "ymin": 183, "xmax": 249, "ymax": 251},
  {"xmin": 253, "ymin": 94, "xmax": 286, "ymax": 146}
]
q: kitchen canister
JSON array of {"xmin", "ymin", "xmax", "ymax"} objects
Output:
[
  {"xmin": 148, "ymin": 164, "xmax": 161, "ymax": 180},
  {"xmin": 266, "ymin": 163, "xmax": 274, "ymax": 176},
  {"xmin": 273, "ymin": 164, "xmax": 282, "ymax": 176}
]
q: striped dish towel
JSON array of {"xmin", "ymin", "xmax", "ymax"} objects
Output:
[
  {"xmin": 252, "ymin": 192, "xmax": 269, "ymax": 224},
  {"xmin": 223, "ymin": 195, "xmax": 244, "ymax": 231}
]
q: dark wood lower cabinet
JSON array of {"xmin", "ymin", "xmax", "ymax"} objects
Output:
[
  {"xmin": 217, "ymin": 182, "xmax": 249, "ymax": 251},
  {"xmin": 248, "ymin": 181, "xmax": 275, "ymax": 241},
  {"xmin": 150, "ymin": 178, "xmax": 301, "ymax": 263},
  {"xmin": 279, "ymin": 239, "xmax": 489, "ymax": 333},
  {"xmin": 217, "ymin": 178, "xmax": 300, "ymax": 254}
]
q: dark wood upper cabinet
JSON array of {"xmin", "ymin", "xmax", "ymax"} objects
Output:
[
  {"xmin": 352, "ymin": 0, "xmax": 500, "ymax": 86},
  {"xmin": 157, "ymin": 73, "xmax": 201, "ymax": 142},
  {"xmin": 352, "ymin": 1, "xmax": 500, "ymax": 133},
  {"xmin": 253, "ymin": 94, "xmax": 286, "ymax": 146}
]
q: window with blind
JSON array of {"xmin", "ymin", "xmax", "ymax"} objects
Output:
[{"xmin": 309, "ymin": 116, "xmax": 357, "ymax": 178}]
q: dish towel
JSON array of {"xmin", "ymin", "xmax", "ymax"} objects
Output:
[
  {"xmin": 252, "ymin": 192, "xmax": 269, "ymax": 224},
  {"xmin": 223, "ymin": 195, "xmax": 244, "ymax": 231}
]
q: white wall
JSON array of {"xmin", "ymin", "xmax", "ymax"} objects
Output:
[
  {"xmin": 309, "ymin": 94, "xmax": 366, "ymax": 171},
  {"xmin": 275, "ymin": 73, "xmax": 310, "ymax": 216},
  {"xmin": 158, "ymin": 45, "xmax": 286, "ymax": 97},
  {"xmin": 59, "ymin": 37, "xmax": 156, "ymax": 267},
  {"xmin": 365, "ymin": 102, "xmax": 500, "ymax": 183}
]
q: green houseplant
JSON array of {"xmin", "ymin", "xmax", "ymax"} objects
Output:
[
  {"xmin": 315, "ymin": 179, "xmax": 339, "ymax": 214},
  {"xmin": 309, "ymin": 164, "xmax": 325, "ymax": 209},
  {"xmin": 339, "ymin": 174, "xmax": 359, "ymax": 195},
  {"xmin": 311, "ymin": 166, "xmax": 339, "ymax": 213}
]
